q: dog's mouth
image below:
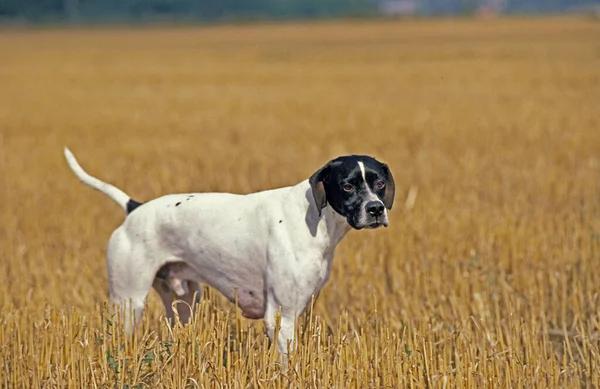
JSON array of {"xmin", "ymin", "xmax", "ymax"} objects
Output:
[
  {"xmin": 366, "ymin": 221, "xmax": 387, "ymax": 229},
  {"xmin": 351, "ymin": 217, "xmax": 389, "ymax": 230}
]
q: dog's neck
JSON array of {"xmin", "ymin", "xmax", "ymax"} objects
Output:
[
  {"xmin": 321, "ymin": 205, "xmax": 352, "ymax": 249},
  {"xmin": 300, "ymin": 180, "xmax": 352, "ymax": 250}
]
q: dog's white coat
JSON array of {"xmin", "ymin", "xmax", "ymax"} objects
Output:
[{"xmin": 64, "ymin": 148, "xmax": 356, "ymax": 358}]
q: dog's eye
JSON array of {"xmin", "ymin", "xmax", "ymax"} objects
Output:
[
  {"xmin": 375, "ymin": 180, "xmax": 386, "ymax": 189},
  {"xmin": 342, "ymin": 184, "xmax": 354, "ymax": 192}
]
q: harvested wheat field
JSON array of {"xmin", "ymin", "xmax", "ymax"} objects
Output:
[{"xmin": 1, "ymin": 16, "xmax": 600, "ymax": 388}]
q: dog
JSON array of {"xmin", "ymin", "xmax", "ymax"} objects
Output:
[{"xmin": 64, "ymin": 148, "xmax": 394, "ymax": 357}]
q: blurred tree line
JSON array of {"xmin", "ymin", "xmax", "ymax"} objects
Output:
[
  {"xmin": 0, "ymin": 0, "xmax": 596, "ymax": 23},
  {"xmin": 0, "ymin": 0, "xmax": 375, "ymax": 22},
  {"xmin": 421, "ymin": 0, "xmax": 597, "ymax": 15}
]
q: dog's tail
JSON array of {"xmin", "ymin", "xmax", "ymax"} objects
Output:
[{"xmin": 63, "ymin": 147, "xmax": 143, "ymax": 214}]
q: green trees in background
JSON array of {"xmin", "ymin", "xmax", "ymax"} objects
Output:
[
  {"xmin": 0, "ymin": 0, "xmax": 595, "ymax": 23},
  {"xmin": 0, "ymin": 0, "xmax": 376, "ymax": 22}
]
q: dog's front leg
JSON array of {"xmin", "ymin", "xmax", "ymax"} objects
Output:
[
  {"xmin": 264, "ymin": 300, "xmax": 296, "ymax": 362},
  {"xmin": 263, "ymin": 248, "xmax": 319, "ymax": 364}
]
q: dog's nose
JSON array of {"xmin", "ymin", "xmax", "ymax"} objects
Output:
[{"xmin": 366, "ymin": 201, "xmax": 385, "ymax": 217}]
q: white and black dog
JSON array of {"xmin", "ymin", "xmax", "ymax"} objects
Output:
[{"xmin": 64, "ymin": 148, "xmax": 394, "ymax": 357}]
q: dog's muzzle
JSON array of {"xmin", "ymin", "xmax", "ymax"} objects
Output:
[{"xmin": 354, "ymin": 200, "xmax": 389, "ymax": 229}]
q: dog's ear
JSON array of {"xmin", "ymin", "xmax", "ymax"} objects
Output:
[
  {"xmin": 381, "ymin": 163, "xmax": 395, "ymax": 210},
  {"xmin": 309, "ymin": 161, "xmax": 332, "ymax": 217}
]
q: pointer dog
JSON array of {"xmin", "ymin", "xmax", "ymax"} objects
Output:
[{"xmin": 64, "ymin": 148, "xmax": 395, "ymax": 356}]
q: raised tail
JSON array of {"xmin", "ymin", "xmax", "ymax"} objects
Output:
[{"xmin": 63, "ymin": 147, "xmax": 143, "ymax": 214}]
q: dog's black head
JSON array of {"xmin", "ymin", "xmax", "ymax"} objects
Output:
[{"xmin": 309, "ymin": 155, "xmax": 395, "ymax": 230}]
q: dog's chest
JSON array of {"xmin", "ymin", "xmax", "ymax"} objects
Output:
[
  {"xmin": 316, "ymin": 261, "xmax": 332, "ymax": 293},
  {"xmin": 307, "ymin": 252, "xmax": 334, "ymax": 295}
]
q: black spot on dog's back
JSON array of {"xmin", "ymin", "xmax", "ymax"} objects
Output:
[
  {"xmin": 126, "ymin": 199, "xmax": 143, "ymax": 214},
  {"xmin": 175, "ymin": 202, "xmax": 181, "ymax": 207}
]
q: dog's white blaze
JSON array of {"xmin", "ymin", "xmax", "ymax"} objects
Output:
[
  {"xmin": 357, "ymin": 161, "xmax": 367, "ymax": 182},
  {"xmin": 357, "ymin": 161, "xmax": 377, "ymax": 198}
]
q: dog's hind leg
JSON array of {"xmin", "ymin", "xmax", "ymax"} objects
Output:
[
  {"xmin": 106, "ymin": 228, "xmax": 155, "ymax": 336},
  {"xmin": 151, "ymin": 280, "xmax": 201, "ymax": 327},
  {"xmin": 154, "ymin": 263, "xmax": 203, "ymax": 326},
  {"xmin": 174, "ymin": 281, "xmax": 202, "ymax": 325},
  {"xmin": 152, "ymin": 278, "xmax": 176, "ymax": 326}
]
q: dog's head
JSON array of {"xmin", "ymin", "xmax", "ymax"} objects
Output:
[{"xmin": 309, "ymin": 155, "xmax": 395, "ymax": 230}]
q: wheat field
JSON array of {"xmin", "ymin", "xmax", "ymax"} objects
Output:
[{"xmin": 1, "ymin": 16, "xmax": 599, "ymax": 388}]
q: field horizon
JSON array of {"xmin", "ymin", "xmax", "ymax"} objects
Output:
[{"xmin": 1, "ymin": 16, "xmax": 599, "ymax": 388}]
